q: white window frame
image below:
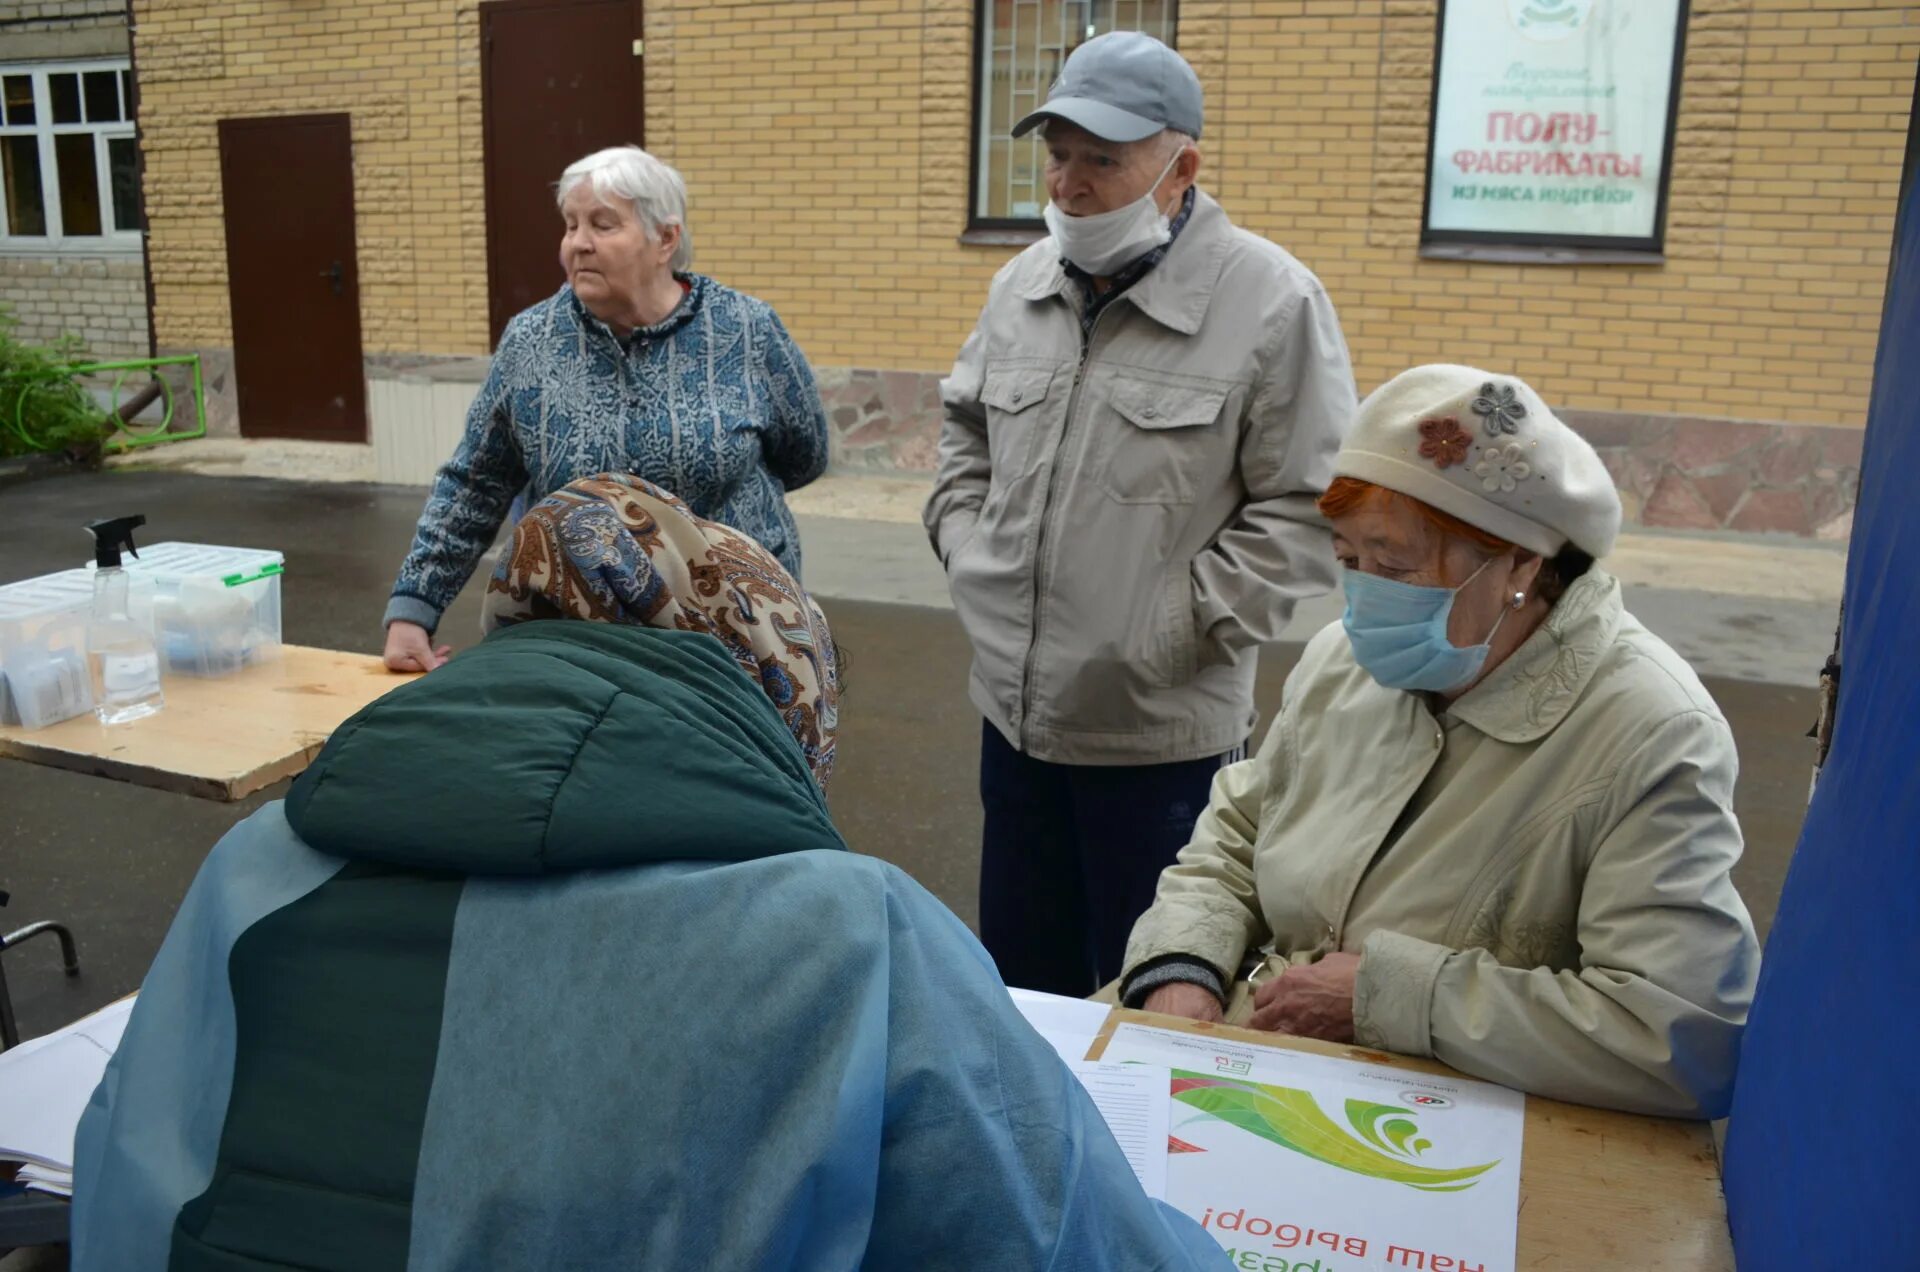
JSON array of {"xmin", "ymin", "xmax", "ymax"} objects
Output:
[{"xmin": 0, "ymin": 58, "xmax": 142, "ymax": 255}]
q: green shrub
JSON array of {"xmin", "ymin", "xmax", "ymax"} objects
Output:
[{"xmin": 0, "ymin": 308, "xmax": 108, "ymax": 463}]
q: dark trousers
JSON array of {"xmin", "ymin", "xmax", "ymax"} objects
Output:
[{"xmin": 977, "ymin": 722, "xmax": 1241, "ymax": 997}]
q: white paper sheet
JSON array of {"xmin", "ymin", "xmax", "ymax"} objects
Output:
[
  {"xmin": 15, "ymin": 1162, "xmax": 74, "ymax": 1197},
  {"xmin": 0, "ymin": 995, "xmax": 136, "ymax": 1173},
  {"xmin": 1007, "ymin": 986, "xmax": 1110, "ymax": 1065},
  {"xmin": 1099, "ymin": 1023, "xmax": 1526, "ymax": 1272},
  {"xmin": 1069, "ymin": 1061, "xmax": 1171, "ymax": 1200}
]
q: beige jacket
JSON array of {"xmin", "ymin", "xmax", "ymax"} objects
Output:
[
  {"xmin": 924, "ymin": 192, "xmax": 1354, "ymax": 764},
  {"xmin": 1123, "ymin": 571, "xmax": 1761, "ymax": 1118}
]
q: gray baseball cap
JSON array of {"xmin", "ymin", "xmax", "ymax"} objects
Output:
[{"xmin": 1012, "ymin": 31, "xmax": 1203, "ymax": 143}]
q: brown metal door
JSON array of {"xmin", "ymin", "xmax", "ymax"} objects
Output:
[
  {"xmin": 217, "ymin": 114, "xmax": 368, "ymax": 443},
  {"xmin": 482, "ymin": 0, "xmax": 645, "ymax": 346}
]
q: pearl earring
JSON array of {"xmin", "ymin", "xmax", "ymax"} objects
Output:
[{"xmin": 1511, "ymin": 591, "xmax": 1527, "ymax": 610}]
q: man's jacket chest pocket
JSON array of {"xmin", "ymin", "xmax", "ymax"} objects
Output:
[
  {"xmin": 1097, "ymin": 375, "xmax": 1233, "ymax": 505},
  {"xmin": 981, "ymin": 364, "xmax": 1059, "ymax": 481}
]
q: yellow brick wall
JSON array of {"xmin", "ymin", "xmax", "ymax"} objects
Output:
[
  {"xmin": 135, "ymin": 0, "xmax": 1919, "ymax": 429},
  {"xmin": 1298, "ymin": 0, "xmax": 1917, "ymax": 427},
  {"xmin": 643, "ymin": 0, "xmax": 1004, "ymax": 367},
  {"xmin": 0, "ymin": 255, "xmax": 148, "ymax": 359},
  {"xmin": 133, "ymin": 0, "xmax": 490, "ymax": 357},
  {"xmin": 4, "ymin": 0, "xmax": 128, "ymax": 32},
  {"xmin": 652, "ymin": 0, "xmax": 1918, "ymax": 429}
]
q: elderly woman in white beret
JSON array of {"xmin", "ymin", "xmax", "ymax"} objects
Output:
[
  {"xmin": 1118, "ymin": 364, "xmax": 1761, "ymax": 1119},
  {"xmin": 383, "ymin": 146, "xmax": 829, "ymax": 672}
]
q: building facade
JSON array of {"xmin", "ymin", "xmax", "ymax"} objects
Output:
[
  {"xmin": 0, "ymin": 0, "xmax": 148, "ymax": 362},
  {"xmin": 125, "ymin": 0, "xmax": 1920, "ymax": 537}
]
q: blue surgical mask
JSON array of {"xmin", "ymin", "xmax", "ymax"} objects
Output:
[{"xmin": 1341, "ymin": 558, "xmax": 1511, "ymax": 694}]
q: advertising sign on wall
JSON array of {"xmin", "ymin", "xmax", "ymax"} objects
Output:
[{"xmin": 1423, "ymin": 0, "xmax": 1690, "ymax": 254}]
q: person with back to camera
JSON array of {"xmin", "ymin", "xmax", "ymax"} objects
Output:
[{"xmin": 72, "ymin": 474, "xmax": 1231, "ymax": 1271}]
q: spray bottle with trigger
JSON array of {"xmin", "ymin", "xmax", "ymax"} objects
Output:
[{"xmin": 86, "ymin": 515, "xmax": 165, "ymax": 725}]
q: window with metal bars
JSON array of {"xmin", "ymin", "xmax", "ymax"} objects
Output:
[{"xmin": 969, "ymin": 0, "xmax": 1178, "ymax": 232}]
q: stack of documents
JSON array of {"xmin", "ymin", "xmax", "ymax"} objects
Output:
[
  {"xmin": 1006, "ymin": 986, "xmax": 1109, "ymax": 1064},
  {"xmin": 0, "ymin": 996, "xmax": 135, "ymax": 1197},
  {"xmin": 1006, "ymin": 987, "xmax": 1171, "ymax": 1199},
  {"xmin": 1064, "ymin": 1061, "xmax": 1171, "ymax": 1198}
]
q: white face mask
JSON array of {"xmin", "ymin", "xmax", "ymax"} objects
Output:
[{"xmin": 1043, "ymin": 147, "xmax": 1184, "ymax": 277}]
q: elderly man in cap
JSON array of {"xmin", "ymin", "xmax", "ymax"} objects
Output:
[{"xmin": 925, "ymin": 32, "xmax": 1356, "ymax": 997}]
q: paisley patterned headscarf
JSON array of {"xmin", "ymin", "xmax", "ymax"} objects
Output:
[{"xmin": 483, "ymin": 474, "xmax": 840, "ymax": 792}]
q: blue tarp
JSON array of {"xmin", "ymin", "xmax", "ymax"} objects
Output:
[{"xmin": 1723, "ymin": 68, "xmax": 1920, "ymax": 1267}]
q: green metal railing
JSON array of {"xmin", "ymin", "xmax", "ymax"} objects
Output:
[{"xmin": 6, "ymin": 353, "xmax": 206, "ymax": 454}]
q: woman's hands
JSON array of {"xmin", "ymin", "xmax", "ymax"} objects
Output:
[
  {"xmin": 383, "ymin": 621, "xmax": 451, "ymax": 674},
  {"xmin": 1248, "ymin": 952, "xmax": 1360, "ymax": 1042},
  {"xmin": 1140, "ymin": 954, "xmax": 1363, "ymax": 1041},
  {"xmin": 1141, "ymin": 981, "xmax": 1225, "ymax": 1024}
]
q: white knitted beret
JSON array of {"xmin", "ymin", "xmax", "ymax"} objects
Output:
[{"xmin": 1332, "ymin": 364, "xmax": 1622, "ymax": 559}]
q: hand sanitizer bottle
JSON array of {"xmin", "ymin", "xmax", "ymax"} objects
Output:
[{"xmin": 86, "ymin": 515, "xmax": 164, "ymax": 726}]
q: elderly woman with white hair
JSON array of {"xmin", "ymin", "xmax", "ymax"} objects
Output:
[
  {"xmin": 383, "ymin": 146, "xmax": 829, "ymax": 671},
  {"xmin": 1117, "ymin": 364, "xmax": 1762, "ymax": 1120}
]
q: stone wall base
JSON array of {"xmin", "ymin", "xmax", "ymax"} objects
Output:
[
  {"xmin": 822, "ymin": 367, "xmax": 1863, "ymax": 540},
  {"xmin": 166, "ymin": 353, "xmax": 1863, "ymax": 539}
]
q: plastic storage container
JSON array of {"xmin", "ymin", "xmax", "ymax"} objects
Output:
[
  {"xmin": 0, "ymin": 570, "xmax": 104, "ymax": 728},
  {"xmin": 89, "ymin": 543, "xmax": 284, "ymax": 678}
]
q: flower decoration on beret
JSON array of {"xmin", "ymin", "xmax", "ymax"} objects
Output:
[
  {"xmin": 1417, "ymin": 416, "xmax": 1472, "ymax": 469},
  {"xmin": 1334, "ymin": 364, "xmax": 1623, "ymax": 559},
  {"xmin": 1472, "ymin": 381, "xmax": 1528, "ymax": 437},
  {"xmin": 1475, "ymin": 442, "xmax": 1532, "ymax": 493}
]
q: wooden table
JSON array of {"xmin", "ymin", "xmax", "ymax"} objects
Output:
[
  {"xmin": 1089, "ymin": 1009, "xmax": 1733, "ymax": 1270},
  {"xmin": 0, "ymin": 646, "xmax": 407, "ymax": 801}
]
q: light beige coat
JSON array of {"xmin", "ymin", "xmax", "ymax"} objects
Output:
[
  {"xmin": 924, "ymin": 192, "xmax": 1355, "ymax": 764},
  {"xmin": 1123, "ymin": 571, "xmax": 1761, "ymax": 1118}
]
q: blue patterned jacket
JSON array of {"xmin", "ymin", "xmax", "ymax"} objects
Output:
[{"xmin": 387, "ymin": 276, "xmax": 829, "ymax": 631}]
